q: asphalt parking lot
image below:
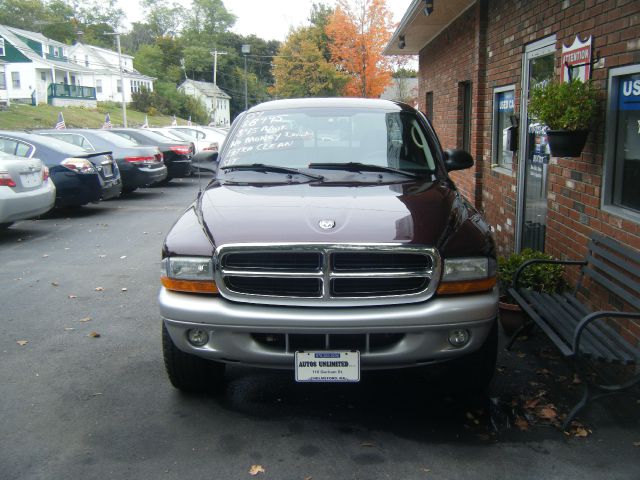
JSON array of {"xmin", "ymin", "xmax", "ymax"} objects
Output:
[{"xmin": 1, "ymin": 175, "xmax": 639, "ymax": 480}]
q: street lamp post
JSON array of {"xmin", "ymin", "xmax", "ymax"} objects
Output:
[
  {"xmin": 242, "ymin": 44, "xmax": 250, "ymax": 111},
  {"xmin": 104, "ymin": 32, "xmax": 127, "ymax": 127}
]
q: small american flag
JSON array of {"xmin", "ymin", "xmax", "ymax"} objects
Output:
[
  {"xmin": 103, "ymin": 113, "xmax": 112, "ymax": 129},
  {"xmin": 55, "ymin": 112, "xmax": 65, "ymax": 130},
  {"xmin": 187, "ymin": 116, "xmax": 192, "ymax": 126},
  {"xmin": 171, "ymin": 115, "xmax": 177, "ymax": 127},
  {"xmin": 142, "ymin": 115, "xmax": 149, "ymax": 128}
]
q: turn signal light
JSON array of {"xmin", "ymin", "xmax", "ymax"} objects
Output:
[
  {"xmin": 436, "ymin": 276, "xmax": 497, "ymax": 295},
  {"xmin": 161, "ymin": 276, "xmax": 219, "ymax": 294}
]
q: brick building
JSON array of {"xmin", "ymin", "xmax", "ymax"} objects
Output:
[{"xmin": 385, "ymin": 0, "xmax": 640, "ymax": 263}]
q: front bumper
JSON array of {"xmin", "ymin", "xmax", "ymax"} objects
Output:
[{"xmin": 159, "ymin": 287, "xmax": 499, "ymax": 370}]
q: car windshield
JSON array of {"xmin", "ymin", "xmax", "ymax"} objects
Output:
[
  {"xmin": 93, "ymin": 131, "xmax": 140, "ymax": 147},
  {"xmin": 221, "ymin": 108, "xmax": 437, "ymax": 174}
]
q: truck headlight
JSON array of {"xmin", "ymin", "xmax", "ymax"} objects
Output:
[
  {"xmin": 161, "ymin": 256, "xmax": 218, "ymax": 294},
  {"xmin": 437, "ymin": 257, "xmax": 497, "ymax": 295}
]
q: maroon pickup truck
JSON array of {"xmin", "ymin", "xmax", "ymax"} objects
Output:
[{"xmin": 159, "ymin": 98, "xmax": 498, "ymax": 392}]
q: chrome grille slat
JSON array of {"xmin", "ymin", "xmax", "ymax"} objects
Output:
[{"xmin": 215, "ymin": 243, "xmax": 441, "ymax": 307}]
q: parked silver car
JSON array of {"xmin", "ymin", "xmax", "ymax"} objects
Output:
[{"xmin": 0, "ymin": 152, "xmax": 55, "ymax": 228}]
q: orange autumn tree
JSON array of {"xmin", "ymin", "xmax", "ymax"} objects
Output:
[{"xmin": 325, "ymin": 0, "xmax": 394, "ymax": 98}]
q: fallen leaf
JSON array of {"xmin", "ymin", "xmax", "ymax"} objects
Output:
[
  {"xmin": 79, "ymin": 317, "xmax": 92, "ymax": 322},
  {"xmin": 572, "ymin": 374, "xmax": 582, "ymax": 385},
  {"xmin": 574, "ymin": 427, "xmax": 591, "ymax": 438},
  {"xmin": 51, "ymin": 282, "xmax": 59, "ymax": 287},
  {"xmin": 94, "ymin": 287, "xmax": 104, "ymax": 291},
  {"xmin": 524, "ymin": 398, "xmax": 541, "ymax": 410},
  {"xmin": 537, "ymin": 405, "xmax": 557, "ymax": 420},
  {"xmin": 536, "ymin": 368, "xmax": 552, "ymax": 376},
  {"xmin": 517, "ymin": 352, "xmax": 527, "ymax": 358},
  {"xmin": 515, "ymin": 415, "xmax": 529, "ymax": 431},
  {"xmin": 248, "ymin": 465, "xmax": 265, "ymax": 476},
  {"xmin": 88, "ymin": 332, "xmax": 101, "ymax": 338},
  {"xmin": 16, "ymin": 340, "xmax": 29, "ymax": 346}
]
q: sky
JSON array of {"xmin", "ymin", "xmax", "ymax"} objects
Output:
[{"xmin": 118, "ymin": 0, "xmax": 413, "ymax": 43}]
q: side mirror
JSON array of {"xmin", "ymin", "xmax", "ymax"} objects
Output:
[{"xmin": 444, "ymin": 149, "xmax": 474, "ymax": 171}]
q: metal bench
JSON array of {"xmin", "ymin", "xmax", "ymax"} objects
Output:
[{"xmin": 507, "ymin": 234, "xmax": 640, "ymax": 431}]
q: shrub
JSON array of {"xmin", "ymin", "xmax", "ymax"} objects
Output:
[
  {"xmin": 527, "ymin": 80, "xmax": 598, "ymax": 130},
  {"xmin": 498, "ymin": 249, "xmax": 567, "ymax": 303}
]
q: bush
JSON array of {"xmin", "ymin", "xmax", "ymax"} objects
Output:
[
  {"xmin": 528, "ymin": 80, "xmax": 598, "ymax": 130},
  {"xmin": 498, "ymin": 249, "xmax": 567, "ymax": 303}
]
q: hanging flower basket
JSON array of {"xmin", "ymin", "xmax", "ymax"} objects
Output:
[{"xmin": 546, "ymin": 129, "xmax": 590, "ymax": 157}]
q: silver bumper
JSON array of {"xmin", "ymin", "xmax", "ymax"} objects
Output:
[{"xmin": 159, "ymin": 287, "xmax": 499, "ymax": 370}]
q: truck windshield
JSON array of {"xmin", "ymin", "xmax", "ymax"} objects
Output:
[{"xmin": 221, "ymin": 108, "xmax": 437, "ymax": 174}]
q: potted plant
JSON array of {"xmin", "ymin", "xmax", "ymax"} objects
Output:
[
  {"xmin": 527, "ymin": 79, "xmax": 598, "ymax": 157},
  {"xmin": 497, "ymin": 249, "xmax": 567, "ymax": 334}
]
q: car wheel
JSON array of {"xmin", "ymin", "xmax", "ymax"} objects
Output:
[{"xmin": 162, "ymin": 322, "xmax": 225, "ymax": 393}]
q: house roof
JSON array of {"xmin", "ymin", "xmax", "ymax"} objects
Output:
[
  {"xmin": 384, "ymin": 0, "xmax": 475, "ymax": 55},
  {"xmin": 69, "ymin": 42, "xmax": 155, "ymax": 81},
  {"xmin": 179, "ymin": 79, "xmax": 231, "ymax": 100},
  {"xmin": 6, "ymin": 26, "xmax": 67, "ymax": 48}
]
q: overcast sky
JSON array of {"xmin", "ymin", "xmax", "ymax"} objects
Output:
[{"xmin": 118, "ymin": 0, "xmax": 413, "ymax": 42}]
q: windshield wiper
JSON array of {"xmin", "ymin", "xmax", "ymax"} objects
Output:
[
  {"xmin": 220, "ymin": 163, "xmax": 324, "ymax": 180},
  {"xmin": 307, "ymin": 162, "xmax": 421, "ymax": 178}
]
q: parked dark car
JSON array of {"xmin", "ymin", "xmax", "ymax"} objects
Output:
[
  {"xmin": 158, "ymin": 98, "xmax": 498, "ymax": 393},
  {"xmin": 109, "ymin": 128, "xmax": 192, "ymax": 180},
  {"xmin": 35, "ymin": 129, "xmax": 167, "ymax": 193},
  {"xmin": 0, "ymin": 131, "xmax": 120, "ymax": 207}
]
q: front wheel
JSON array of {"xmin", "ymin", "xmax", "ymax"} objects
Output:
[{"xmin": 162, "ymin": 323, "xmax": 225, "ymax": 393}]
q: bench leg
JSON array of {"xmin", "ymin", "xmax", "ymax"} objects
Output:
[
  {"xmin": 504, "ymin": 319, "xmax": 535, "ymax": 351},
  {"xmin": 563, "ymin": 383, "xmax": 591, "ymax": 431}
]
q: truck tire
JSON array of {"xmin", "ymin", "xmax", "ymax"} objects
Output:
[{"xmin": 162, "ymin": 323, "xmax": 225, "ymax": 393}]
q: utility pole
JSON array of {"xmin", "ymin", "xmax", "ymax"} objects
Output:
[
  {"xmin": 242, "ymin": 44, "xmax": 251, "ymax": 111},
  {"xmin": 104, "ymin": 32, "xmax": 127, "ymax": 127},
  {"xmin": 210, "ymin": 50, "xmax": 227, "ymax": 86}
]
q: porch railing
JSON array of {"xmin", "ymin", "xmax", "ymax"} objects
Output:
[{"xmin": 47, "ymin": 83, "xmax": 97, "ymax": 102}]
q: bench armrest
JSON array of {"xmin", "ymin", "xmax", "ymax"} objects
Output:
[
  {"xmin": 513, "ymin": 259, "xmax": 586, "ymax": 290},
  {"xmin": 573, "ymin": 310, "xmax": 640, "ymax": 354}
]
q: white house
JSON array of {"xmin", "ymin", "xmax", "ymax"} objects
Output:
[
  {"xmin": 68, "ymin": 42, "xmax": 155, "ymax": 103},
  {"xmin": 178, "ymin": 79, "xmax": 231, "ymax": 126},
  {"xmin": 0, "ymin": 25, "xmax": 97, "ymax": 106}
]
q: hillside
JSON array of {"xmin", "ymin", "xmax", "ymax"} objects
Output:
[{"xmin": 0, "ymin": 103, "xmax": 188, "ymax": 130}]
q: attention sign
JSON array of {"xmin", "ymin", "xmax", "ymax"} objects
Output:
[{"xmin": 561, "ymin": 36, "xmax": 592, "ymax": 83}]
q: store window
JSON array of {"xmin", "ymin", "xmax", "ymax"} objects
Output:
[
  {"xmin": 604, "ymin": 65, "xmax": 640, "ymax": 218},
  {"xmin": 492, "ymin": 86, "xmax": 515, "ymax": 169}
]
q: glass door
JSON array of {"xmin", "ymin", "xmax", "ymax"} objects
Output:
[{"xmin": 517, "ymin": 37, "xmax": 556, "ymax": 251}]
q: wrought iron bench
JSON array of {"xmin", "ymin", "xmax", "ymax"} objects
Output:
[{"xmin": 507, "ymin": 234, "xmax": 640, "ymax": 431}]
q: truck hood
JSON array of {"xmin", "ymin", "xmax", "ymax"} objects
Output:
[{"xmin": 199, "ymin": 180, "xmax": 459, "ymax": 248}]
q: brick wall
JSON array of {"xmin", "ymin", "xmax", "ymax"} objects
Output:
[{"xmin": 417, "ymin": 0, "xmax": 640, "ymax": 262}]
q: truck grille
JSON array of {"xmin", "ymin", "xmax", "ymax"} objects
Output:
[{"xmin": 215, "ymin": 244, "xmax": 440, "ymax": 307}]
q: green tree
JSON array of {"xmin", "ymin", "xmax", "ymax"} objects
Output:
[
  {"xmin": 141, "ymin": 0, "xmax": 182, "ymax": 38},
  {"xmin": 272, "ymin": 26, "xmax": 348, "ymax": 98},
  {"xmin": 0, "ymin": 0, "xmax": 47, "ymax": 30}
]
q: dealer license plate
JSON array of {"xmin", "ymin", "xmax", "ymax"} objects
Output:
[
  {"xmin": 20, "ymin": 172, "xmax": 41, "ymax": 188},
  {"xmin": 295, "ymin": 351, "xmax": 360, "ymax": 383}
]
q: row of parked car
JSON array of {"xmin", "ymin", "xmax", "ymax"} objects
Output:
[{"xmin": 0, "ymin": 125, "xmax": 227, "ymax": 229}]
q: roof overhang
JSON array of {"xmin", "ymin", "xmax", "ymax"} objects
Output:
[{"xmin": 384, "ymin": 0, "xmax": 476, "ymax": 55}]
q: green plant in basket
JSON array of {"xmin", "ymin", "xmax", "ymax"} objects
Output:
[
  {"xmin": 527, "ymin": 79, "xmax": 598, "ymax": 131},
  {"xmin": 498, "ymin": 249, "xmax": 567, "ymax": 304}
]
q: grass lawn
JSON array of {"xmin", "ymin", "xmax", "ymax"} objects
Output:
[{"xmin": 0, "ymin": 103, "xmax": 187, "ymax": 130}]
